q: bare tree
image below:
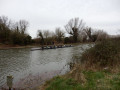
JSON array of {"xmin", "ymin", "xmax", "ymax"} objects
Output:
[
  {"xmin": 65, "ymin": 18, "xmax": 85, "ymax": 43},
  {"xmin": 55, "ymin": 27, "xmax": 64, "ymax": 43},
  {"xmin": 50, "ymin": 31, "xmax": 56, "ymax": 42},
  {"xmin": 0, "ymin": 16, "xmax": 11, "ymax": 42},
  {"xmin": 37, "ymin": 30, "xmax": 45, "ymax": 48},
  {"xmin": 0, "ymin": 16, "xmax": 8, "ymax": 26},
  {"xmin": 83, "ymin": 27, "xmax": 93, "ymax": 41},
  {"xmin": 43, "ymin": 30, "xmax": 51, "ymax": 44},
  {"xmin": 79, "ymin": 31, "xmax": 87, "ymax": 42},
  {"xmin": 84, "ymin": 27, "xmax": 109, "ymax": 42},
  {"xmin": 95, "ymin": 30, "xmax": 108, "ymax": 41},
  {"xmin": 17, "ymin": 20, "xmax": 29, "ymax": 34},
  {"xmin": 0, "ymin": 16, "xmax": 31, "ymax": 45},
  {"xmin": 43, "ymin": 30, "xmax": 50, "ymax": 39},
  {"xmin": 0, "ymin": 16, "xmax": 12, "ymax": 29}
]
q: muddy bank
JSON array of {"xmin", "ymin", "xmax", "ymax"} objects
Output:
[
  {"xmin": 1, "ymin": 70, "xmax": 64, "ymax": 90},
  {"xmin": 0, "ymin": 44, "xmax": 37, "ymax": 50}
]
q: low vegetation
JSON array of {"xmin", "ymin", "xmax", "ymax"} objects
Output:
[
  {"xmin": 81, "ymin": 38, "xmax": 120, "ymax": 68},
  {"xmin": 43, "ymin": 71, "xmax": 120, "ymax": 90},
  {"xmin": 40, "ymin": 37, "xmax": 120, "ymax": 90}
]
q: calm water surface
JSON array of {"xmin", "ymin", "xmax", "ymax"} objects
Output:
[{"xmin": 0, "ymin": 44, "xmax": 93, "ymax": 88}]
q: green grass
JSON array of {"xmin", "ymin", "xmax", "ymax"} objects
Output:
[
  {"xmin": 46, "ymin": 71, "xmax": 120, "ymax": 90},
  {"xmin": 46, "ymin": 76, "xmax": 81, "ymax": 90}
]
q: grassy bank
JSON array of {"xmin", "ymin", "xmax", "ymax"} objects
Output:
[
  {"xmin": 41, "ymin": 71, "xmax": 120, "ymax": 90},
  {"xmin": 38, "ymin": 38, "xmax": 120, "ymax": 90},
  {"xmin": 40, "ymin": 64, "xmax": 120, "ymax": 90}
]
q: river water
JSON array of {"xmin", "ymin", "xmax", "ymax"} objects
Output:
[{"xmin": 0, "ymin": 44, "xmax": 93, "ymax": 89}]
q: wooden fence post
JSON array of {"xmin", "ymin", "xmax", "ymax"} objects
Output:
[{"xmin": 7, "ymin": 75, "xmax": 13, "ymax": 90}]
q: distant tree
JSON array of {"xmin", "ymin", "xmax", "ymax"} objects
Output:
[
  {"xmin": 50, "ymin": 31, "xmax": 56, "ymax": 44},
  {"xmin": 79, "ymin": 31, "xmax": 87, "ymax": 42},
  {"xmin": 55, "ymin": 27, "xmax": 64, "ymax": 43},
  {"xmin": 0, "ymin": 15, "xmax": 31, "ymax": 45},
  {"xmin": 83, "ymin": 27, "xmax": 93, "ymax": 42},
  {"xmin": 43, "ymin": 30, "xmax": 50, "ymax": 38},
  {"xmin": 0, "ymin": 16, "xmax": 11, "ymax": 27},
  {"xmin": 0, "ymin": 16, "xmax": 11, "ymax": 43},
  {"xmin": 64, "ymin": 37, "xmax": 73, "ymax": 44},
  {"xmin": 83, "ymin": 27, "xmax": 109, "ymax": 42},
  {"xmin": 11, "ymin": 20, "xmax": 30, "ymax": 45},
  {"xmin": 37, "ymin": 30, "xmax": 44, "ymax": 45},
  {"xmin": 24, "ymin": 35, "xmax": 32, "ymax": 45},
  {"xmin": 11, "ymin": 31, "xmax": 22, "ymax": 45},
  {"xmin": 16, "ymin": 20, "xmax": 29, "ymax": 34},
  {"xmin": 95, "ymin": 30, "xmax": 108, "ymax": 41},
  {"xmin": 43, "ymin": 30, "xmax": 50, "ymax": 44},
  {"xmin": 65, "ymin": 18, "xmax": 85, "ymax": 43}
]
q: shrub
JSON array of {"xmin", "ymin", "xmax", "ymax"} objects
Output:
[{"xmin": 81, "ymin": 38, "xmax": 120, "ymax": 66}]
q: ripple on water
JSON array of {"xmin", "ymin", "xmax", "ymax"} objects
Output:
[{"xmin": 0, "ymin": 44, "xmax": 93, "ymax": 88}]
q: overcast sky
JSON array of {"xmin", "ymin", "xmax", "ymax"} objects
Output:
[{"xmin": 0, "ymin": 0, "xmax": 120, "ymax": 38}]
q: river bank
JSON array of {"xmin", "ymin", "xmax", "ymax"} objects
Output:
[
  {"xmin": 37, "ymin": 38, "xmax": 120, "ymax": 90},
  {"xmin": 0, "ymin": 44, "xmax": 37, "ymax": 50},
  {"xmin": 0, "ymin": 42, "xmax": 94, "ymax": 50},
  {"xmin": 38, "ymin": 62, "xmax": 120, "ymax": 90},
  {"xmin": 39, "ymin": 66, "xmax": 120, "ymax": 90}
]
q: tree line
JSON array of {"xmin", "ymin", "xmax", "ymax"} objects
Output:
[
  {"xmin": 0, "ymin": 16, "xmax": 109, "ymax": 45},
  {"xmin": 36, "ymin": 17, "xmax": 108, "ymax": 45},
  {"xmin": 0, "ymin": 16, "xmax": 32, "ymax": 45}
]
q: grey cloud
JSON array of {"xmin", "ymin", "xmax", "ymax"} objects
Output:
[{"xmin": 0, "ymin": 0, "xmax": 120, "ymax": 38}]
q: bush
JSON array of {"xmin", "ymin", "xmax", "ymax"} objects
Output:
[{"xmin": 81, "ymin": 38, "xmax": 120, "ymax": 66}]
